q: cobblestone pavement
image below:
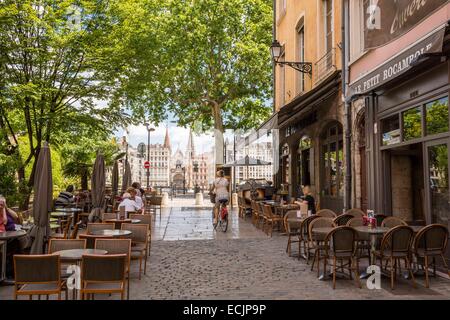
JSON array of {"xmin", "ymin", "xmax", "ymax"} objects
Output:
[{"xmin": 1, "ymin": 202, "xmax": 450, "ymax": 300}]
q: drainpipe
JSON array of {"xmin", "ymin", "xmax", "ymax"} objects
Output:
[{"xmin": 342, "ymin": 0, "xmax": 352, "ymax": 211}]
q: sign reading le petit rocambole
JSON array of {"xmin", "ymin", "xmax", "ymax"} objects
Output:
[
  {"xmin": 350, "ymin": 28, "xmax": 445, "ymax": 97},
  {"xmin": 364, "ymin": 0, "xmax": 448, "ymax": 49}
]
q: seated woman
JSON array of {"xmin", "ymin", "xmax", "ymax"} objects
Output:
[
  {"xmin": 0, "ymin": 196, "xmax": 7, "ymax": 232},
  {"xmin": 118, "ymin": 192, "xmax": 140, "ymax": 214},
  {"xmin": 126, "ymin": 187, "xmax": 143, "ymax": 213},
  {"xmin": 295, "ymin": 185, "xmax": 316, "ymax": 215}
]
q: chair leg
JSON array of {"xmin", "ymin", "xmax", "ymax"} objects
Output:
[
  {"xmin": 433, "ymin": 257, "xmax": 436, "ymax": 277},
  {"xmin": 424, "ymin": 255, "xmax": 430, "ymax": 288},
  {"xmin": 144, "ymin": 252, "xmax": 148, "ymax": 275},
  {"xmin": 139, "ymin": 257, "xmax": 143, "ymax": 280},
  {"xmin": 440, "ymin": 254, "xmax": 450, "ymax": 278},
  {"xmin": 353, "ymin": 258, "xmax": 362, "ymax": 289},
  {"xmin": 390, "ymin": 257, "xmax": 395, "ymax": 290},
  {"xmin": 333, "ymin": 257, "xmax": 337, "ymax": 289},
  {"xmin": 406, "ymin": 256, "xmax": 416, "ymax": 288},
  {"xmin": 286, "ymin": 235, "xmax": 291, "ymax": 255}
]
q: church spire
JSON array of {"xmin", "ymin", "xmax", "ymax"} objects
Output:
[
  {"xmin": 163, "ymin": 126, "xmax": 171, "ymax": 152},
  {"xmin": 186, "ymin": 129, "xmax": 196, "ymax": 158}
]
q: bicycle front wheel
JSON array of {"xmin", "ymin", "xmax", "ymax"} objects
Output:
[{"xmin": 220, "ymin": 212, "xmax": 228, "ymax": 232}]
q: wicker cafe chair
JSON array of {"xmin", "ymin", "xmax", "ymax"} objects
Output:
[
  {"xmin": 238, "ymin": 197, "xmax": 245, "ymax": 219},
  {"xmin": 48, "ymin": 239, "xmax": 87, "ymax": 254},
  {"xmin": 324, "ymin": 226, "xmax": 361, "ymax": 289},
  {"xmin": 413, "ymin": 224, "xmax": 450, "ymax": 288},
  {"xmin": 299, "ymin": 215, "xmax": 319, "ymax": 262},
  {"xmin": 95, "ymin": 239, "xmax": 132, "ymax": 299},
  {"xmin": 345, "ymin": 208, "xmax": 365, "ymax": 218},
  {"xmin": 262, "ymin": 205, "xmax": 283, "ymax": 237},
  {"xmin": 256, "ymin": 202, "xmax": 265, "ymax": 229},
  {"xmin": 102, "ymin": 212, "xmax": 118, "ymax": 222},
  {"xmin": 121, "ymin": 223, "xmax": 149, "ymax": 280},
  {"xmin": 70, "ymin": 221, "xmax": 83, "ymax": 239},
  {"xmin": 308, "ymin": 217, "xmax": 336, "ymax": 276},
  {"xmin": 346, "ymin": 217, "xmax": 371, "ymax": 265},
  {"xmin": 333, "ymin": 214, "xmax": 354, "ymax": 226},
  {"xmin": 316, "ymin": 209, "xmax": 337, "ymax": 219},
  {"xmin": 129, "ymin": 214, "xmax": 152, "ymax": 255},
  {"xmin": 80, "ymin": 254, "xmax": 127, "ymax": 300},
  {"xmin": 284, "ymin": 210, "xmax": 302, "ymax": 257},
  {"xmin": 13, "ymin": 254, "xmax": 64, "ymax": 300},
  {"xmin": 250, "ymin": 200, "xmax": 259, "ymax": 226},
  {"xmin": 50, "ymin": 216, "xmax": 73, "ymax": 239},
  {"xmin": 374, "ymin": 225, "xmax": 416, "ymax": 290},
  {"xmin": 381, "ymin": 217, "xmax": 408, "ymax": 228}
]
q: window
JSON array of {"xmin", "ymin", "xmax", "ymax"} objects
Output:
[
  {"xmin": 296, "ymin": 20, "xmax": 305, "ymax": 94},
  {"xmin": 403, "ymin": 107, "xmax": 422, "ymax": 141},
  {"xmin": 321, "ymin": 122, "xmax": 344, "ymax": 198},
  {"xmin": 426, "ymin": 97, "xmax": 449, "ymax": 136},
  {"xmin": 324, "ymin": 0, "xmax": 333, "ymax": 53},
  {"xmin": 382, "ymin": 115, "xmax": 400, "ymax": 146}
]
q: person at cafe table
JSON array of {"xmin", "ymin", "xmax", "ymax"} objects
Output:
[
  {"xmin": 295, "ymin": 185, "xmax": 316, "ymax": 215},
  {"xmin": 127, "ymin": 187, "xmax": 143, "ymax": 213},
  {"xmin": 118, "ymin": 192, "xmax": 140, "ymax": 213}
]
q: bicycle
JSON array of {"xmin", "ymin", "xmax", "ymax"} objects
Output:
[{"xmin": 212, "ymin": 199, "xmax": 229, "ymax": 232}]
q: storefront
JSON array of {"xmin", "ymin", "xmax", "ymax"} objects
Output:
[
  {"xmin": 276, "ymin": 71, "xmax": 345, "ymax": 213},
  {"xmin": 350, "ymin": 26, "xmax": 450, "ymax": 262}
]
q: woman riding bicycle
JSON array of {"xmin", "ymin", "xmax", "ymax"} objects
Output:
[{"xmin": 210, "ymin": 170, "xmax": 229, "ymax": 225}]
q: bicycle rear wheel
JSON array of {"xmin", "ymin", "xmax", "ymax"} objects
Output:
[
  {"xmin": 220, "ymin": 209, "xmax": 228, "ymax": 232},
  {"xmin": 212, "ymin": 209, "xmax": 218, "ymax": 230}
]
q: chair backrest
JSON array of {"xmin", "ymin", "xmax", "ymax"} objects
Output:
[
  {"xmin": 151, "ymin": 196, "xmax": 162, "ymax": 205},
  {"xmin": 81, "ymin": 254, "xmax": 127, "ymax": 282},
  {"xmin": 48, "ymin": 239, "xmax": 86, "ymax": 253},
  {"xmin": 262, "ymin": 205, "xmax": 273, "ymax": 219},
  {"xmin": 87, "ymin": 223, "xmax": 115, "ymax": 234},
  {"xmin": 129, "ymin": 214, "xmax": 152, "ymax": 231},
  {"xmin": 346, "ymin": 217, "xmax": 364, "ymax": 227},
  {"xmin": 14, "ymin": 254, "xmax": 60, "ymax": 284},
  {"xmin": 95, "ymin": 239, "xmax": 131, "ymax": 267},
  {"xmin": 381, "ymin": 217, "xmax": 407, "ymax": 228},
  {"xmin": 70, "ymin": 221, "xmax": 82, "ymax": 239},
  {"xmin": 102, "ymin": 213, "xmax": 117, "ymax": 221},
  {"xmin": 121, "ymin": 223, "xmax": 149, "ymax": 244},
  {"xmin": 308, "ymin": 217, "xmax": 335, "ymax": 241},
  {"xmin": 316, "ymin": 209, "xmax": 337, "ymax": 218},
  {"xmin": 381, "ymin": 225, "xmax": 414, "ymax": 254},
  {"xmin": 325, "ymin": 226, "xmax": 357, "ymax": 256},
  {"xmin": 346, "ymin": 208, "xmax": 365, "ymax": 218},
  {"xmin": 333, "ymin": 214, "xmax": 354, "ymax": 226},
  {"xmin": 413, "ymin": 224, "xmax": 449, "ymax": 254},
  {"xmin": 300, "ymin": 215, "xmax": 319, "ymax": 239},
  {"xmin": 284, "ymin": 210, "xmax": 299, "ymax": 233}
]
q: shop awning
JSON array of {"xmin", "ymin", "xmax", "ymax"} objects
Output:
[
  {"xmin": 348, "ymin": 25, "xmax": 447, "ymax": 100},
  {"xmin": 236, "ymin": 112, "xmax": 278, "ymax": 149}
]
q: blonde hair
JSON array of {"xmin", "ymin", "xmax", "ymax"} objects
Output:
[
  {"xmin": 122, "ymin": 192, "xmax": 131, "ymax": 199},
  {"xmin": 302, "ymin": 185, "xmax": 311, "ymax": 195},
  {"xmin": 126, "ymin": 187, "xmax": 136, "ymax": 195}
]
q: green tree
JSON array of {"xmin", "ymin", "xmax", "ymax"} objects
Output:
[
  {"xmin": 0, "ymin": 0, "xmax": 133, "ymax": 208},
  {"xmin": 109, "ymin": 0, "xmax": 273, "ymax": 163}
]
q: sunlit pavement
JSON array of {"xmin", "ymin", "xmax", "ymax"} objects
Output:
[{"xmin": 2, "ymin": 199, "xmax": 450, "ymax": 300}]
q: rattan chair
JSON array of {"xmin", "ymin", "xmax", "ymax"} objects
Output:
[
  {"xmin": 121, "ymin": 223, "xmax": 149, "ymax": 280},
  {"xmin": 324, "ymin": 226, "xmax": 361, "ymax": 289},
  {"xmin": 149, "ymin": 196, "xmax": 162, "ymax": 218},
  {"xmin": 50, "ymin": 216, "xmax": 73, "ymax": 239},
  {"xmin": 381, "ymin": 217, "xmax": 407, "ymax": 228},
  {"xmin": 284, "ymin": 210, "xmax": 301, "ymax": 257},
  {"xmin": 316, "ymin": 209, "xmax": 337, "ymax": 218},
  {"xmin": 308, "ymin": 217, "xmax": 335, "ymax": 276},
  {"xmin": 374, "ymin": 225, "xmax": 416, "ymax": 290},
  {"xmin": 250, "ymin": 200, "xmax": 259, "ymax": 225},
  {"xmin": 101, "ymin": 212, "xmax": 118, "ymax": 221},
  {"xmin": 333, "ymin": 214, "xmax": 354, "ymax": 226},
  {"xmin": 80, "ymin": 254, "xmax": 127, "ymax": 300},
  {"xmin": 413, "ymin": 224, "xmax": 450, "ymax": 288},
  {"xmin": 129, "ymin": 214, "xmax": 152, "ymax": 255},
  {"xmin": 262, "ymin": 204, "xmax": 283, "ymax": 237},
  {"xmin": 14, "ymin": 254, "xmax": 64, "ymax": 300},
  {"xmin": 255, "ymin": 202, "xmax": 265, "ymax": 229},
  {"xmin": 70, "ymin": 221, "xmax": 82, "ymax": 239},
  {"xmin": 95, "ymin": 239, "xmax": 132, "ymax": 299},
  {"xmin": 346, "ymin": 208, "xmax": 365, "ymax": 218},
  {"xmin": 346, "ymin": 217, "xmax": 371, "ymax": 265},
  {"xmin": 48, "ymin": 239, "xmax": 86, "ymax": 254},
  {"xmin": 298, "ymin": 215, "xmax": 319, "ymax": 262},
  {"xmin": 87, "ymin": 223, "xmax": 115, "ymax": 234}
]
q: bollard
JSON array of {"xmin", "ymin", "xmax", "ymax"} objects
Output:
[
  {"xmin": 161, "ymin": 192, "xmax": 169, "ymax": 206},
  {"xmin": 195, "ymin": 193, "xmax": 204, "ymax": 206},
  {"xmin": 231, "ymin": 193, "xmax": 238, "ymax": 208}
]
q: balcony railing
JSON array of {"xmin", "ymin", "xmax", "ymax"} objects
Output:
[{"xmin": 314, "ymin": 48, "xmax": 336, "ymax": 85}]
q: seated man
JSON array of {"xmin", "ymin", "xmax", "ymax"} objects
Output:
[
  {"xmin": 127, "ymin": 187, "xmax": 143, "ymax": 213},
  {"xmin": 55, "ymin": 185, "xmax": 75, "ymax": 207},
  {"xmin": 118, "ymin": 192, "xmax": 140, "ymax": 214}
]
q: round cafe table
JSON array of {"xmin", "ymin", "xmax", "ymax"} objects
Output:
[
  {"xmin": 0, "ymin": 230, "xmax": 27, "ymax": 285},
  {"xmin": 53, "ymin": 249, "xmax": 108, "ymax": 261},
  {"xmin": 0, "ymin": 230, "xmax": 27, "ymax": 241},
  {"xmin": 89, "ymin": 229, "xmax": 132, "ymax": 237}
]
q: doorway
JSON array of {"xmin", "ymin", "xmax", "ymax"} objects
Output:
[{"xmin": 358, "ymin": 117, "xmax": 368, "ymax": 212}]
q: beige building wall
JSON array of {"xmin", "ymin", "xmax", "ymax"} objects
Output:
[{"xmin": 275, "ymin": 0, "xmax": 342, "ymax": 112}]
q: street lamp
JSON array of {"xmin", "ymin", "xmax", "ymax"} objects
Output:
[
  {"xmin": 270, "ymin": 40, "xmax": 312, "ymax": 74},
  {"xmin": 144, "ymin": 123, "xmax": 155, "ymax": 191}
]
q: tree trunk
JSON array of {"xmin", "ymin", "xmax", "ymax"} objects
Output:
[
  {"xmin": 211, "ymin": 102, "xmax": 225, "ymax": 166},
  {"xmin": 81, "ymin": 172, "xmax": 89, "ymax": 191}
]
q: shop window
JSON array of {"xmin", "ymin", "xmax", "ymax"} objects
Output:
[
  {"xmin": 298, "ymin": 136, "xmax": 312, "ymax": 189},
  {"xmin": 382, "ymin": 115, "xmax": 400, "ymax": 146},
  {"xmin": 403, "ymin": 107, "xmax": 422, "ymax": 141},
  {"xmin": 320, "ymin": 122, "xmax": 344, "ymax": 198},
  {"xmin": 426, "ymin": 97, "xmax": 449, "ymax": 136}
]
